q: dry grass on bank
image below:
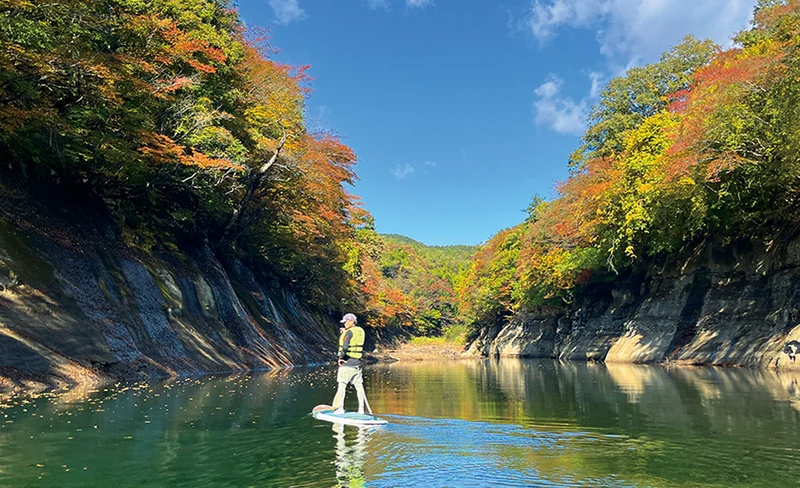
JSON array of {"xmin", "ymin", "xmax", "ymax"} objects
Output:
[{"xmin": 372, "ymin": 337, "xmax": 469, "ymax": 362}]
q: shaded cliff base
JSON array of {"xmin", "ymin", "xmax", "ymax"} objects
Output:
[
  {"xmin": 0, "ymin": 191, "xmax": 340, "ymax": 393},
  {"xmin": 468, "ymin": 237, "xmax": 800, "ymax": 370}
]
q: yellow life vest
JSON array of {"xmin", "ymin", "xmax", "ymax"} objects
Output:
[{"xmin": 339, "ymin": 326, "xmax": 365, "ymax": 359}]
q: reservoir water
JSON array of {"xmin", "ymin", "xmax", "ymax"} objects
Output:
[{"xmin": 1, "ymin": 359, "xmax": 799, "ymax": 487}]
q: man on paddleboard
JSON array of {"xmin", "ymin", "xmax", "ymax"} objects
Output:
[{"xmin": 332, "ymin": 313, "xmax": 367, "ymax": 415}]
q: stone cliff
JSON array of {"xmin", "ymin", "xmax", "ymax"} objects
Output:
[
  {"xmin": 468, "ymin": 238, "xmax": 800, "ymax": 369},
  {"xmin": 0, "ymin": 210, "xmax": 338, "ymax": 391}
]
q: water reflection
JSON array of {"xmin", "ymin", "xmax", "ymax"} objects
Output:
[
  {"xmin": 367, "ymin": 360, "xmax": 800, "ymax": 486},
  {"xmin": 332, "ymin": 423, "xmax": 373, "ymax": 487},
  {"xmin": 605, "ymin": 363, "xmax": 661, "ymax": 402},
  {"xmin": 0, "ymin": 360, "xmax": 798, "ymax": 487}
]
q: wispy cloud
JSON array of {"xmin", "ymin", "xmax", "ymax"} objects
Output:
[
  {"xmin": 392, "ymin": 163, "xmax": 416, "ymax": 179},
  {"xmin": 588, "ymin": 71, "xmax": 605, "ymax": 99},
  {"xmin": 366, "ymin": 0, "xmax": 390, "ymax": 10},
  {"xmin": 391, "ymin": 161, "xmax": 436, "ymax": 179},
  {"xmin": 523, "ymin": 0, "xmax": 754, "ymax": 66},
  {"xmin": 407, "ymin": 0, "xmax": 434, "ymax": 9},
  {"xmin": 307, "ymin": 105, "xmax": 330, "ymax": 133},
  {"xmin": 268, "ymin": 0, "xmax": 307, "ymax": 24},
  {"xmin": 532, "ymin": 74, "xmax": 588, "ymax": 135},
  {"xmin": 362, "ymin": 0, "xmax": 435, "ymax": 12}
]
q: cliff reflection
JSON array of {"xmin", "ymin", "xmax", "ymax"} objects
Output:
[
  {"xmin": 372, "ymin": 359, "xmax": 800, "ymax": 430},
  {"xmin": 365, "ymin": 359, "xmax": 800, "ymax": 486}
]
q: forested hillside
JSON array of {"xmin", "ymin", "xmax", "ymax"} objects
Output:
[
  {"xmin": 0, "ymin": 0, "xmax": 466, "ymax": 336},
  {"xmin": 374, "ymin": 234, "xmax": 475, "ymax": 335},
  {"xmin": 457, "ymin": 1, "xmax": 800, "ymax": 341},
  {"xmin": 5, "ymin": 0, "xmax": 800, "ymax": 373}
]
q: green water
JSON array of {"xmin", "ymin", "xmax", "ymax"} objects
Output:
[{"xmin": 1, "ymin": 360, "xmax": 799, "ymax": 487}]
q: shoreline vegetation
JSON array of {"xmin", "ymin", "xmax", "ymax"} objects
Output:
[{"xmin": 2, "ymin": 1, "xmax": 800, "ymax": 392}]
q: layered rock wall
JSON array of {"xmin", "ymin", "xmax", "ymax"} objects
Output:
[
  {"xmin": 468, "ymin": 239, "xmax": 800, "ymax": 369},
  {"xmin": 0, "ymin": 215, "xmax": 337, "ymax": 390}
]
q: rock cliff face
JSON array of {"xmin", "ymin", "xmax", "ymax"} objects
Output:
[
  {"xmin": 468, "ymin": 238, "xmax": 800, "ymax": 369},
  {"xmin": 0, "ymin": 213, "xmax": 337, "ymax": 391}
]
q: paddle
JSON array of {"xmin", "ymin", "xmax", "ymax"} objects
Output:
[{"xmin": 362, "ymin": 393, "xmax": 375, "ymax": 416}]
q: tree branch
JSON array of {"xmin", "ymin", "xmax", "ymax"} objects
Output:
[{"xmin": 218, "ymin": 129, "xmax": 289, "ymax": 245}]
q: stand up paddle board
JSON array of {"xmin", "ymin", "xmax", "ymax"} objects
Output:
[{"xmin": 312, "ymin": 404, "xmax": 388, "ymax": 426}]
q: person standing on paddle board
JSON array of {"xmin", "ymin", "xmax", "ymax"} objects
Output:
[{"xmin": 332, "ymin": 313, "xmax": 366, "ymax": 415}]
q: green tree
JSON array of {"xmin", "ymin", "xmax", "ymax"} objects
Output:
[{"xmin": 569, "ymin": 36, "xmax": 717, "ymax": 171}]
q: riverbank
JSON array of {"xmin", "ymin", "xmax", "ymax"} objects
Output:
[
  {"xmin": 4, "ymin": 193, "xmax": 800, "ymax": 396},
  {"xmin": 369, "ymin": 339, "xmax": 467, "ymax": 362}
]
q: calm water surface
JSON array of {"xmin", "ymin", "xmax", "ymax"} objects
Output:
[{"xmin": 1, "ymin": 359, "xmax": 799, "ymax": 487}]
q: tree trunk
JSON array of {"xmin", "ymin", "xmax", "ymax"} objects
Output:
[{"xmin": 219, "ymin": 131, "xmax": 288, "ymax": 245}]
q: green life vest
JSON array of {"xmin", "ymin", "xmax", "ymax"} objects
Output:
[{"xmin": 339, "ymin": 326, "xmax": 365, "ymax": 359}]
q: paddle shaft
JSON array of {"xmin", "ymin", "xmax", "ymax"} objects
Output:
[{"xmin": 362, "ymin": 391, "xmax": 374, "ymax": 416}]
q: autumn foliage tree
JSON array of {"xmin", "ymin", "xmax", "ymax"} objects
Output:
[
  {"xmin": 0, "ymin": 0, "xmax": 478, "ymax": 335},
  {"xmin": 0, "ymin": 0, "xmax": 385, "ymax": 322},
  {"xmin": 9, "ymin": 1, "xmax": 800, "ymax": 341},
  {"xmin": 376, "ymin": 235, "xmax": 474, "ymax": 334},
  {"xmin": 459, "ymin": 0, "xmax": 800, "ymax": 335}
]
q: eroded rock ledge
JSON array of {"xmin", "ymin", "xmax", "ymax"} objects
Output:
[
  {"xmin": 0, "ymin": 213, "xmax": 338, "ymax": 392},
  {"xmin": 468, "ymin": 238, "xmax": 800, "ymax": 370}
]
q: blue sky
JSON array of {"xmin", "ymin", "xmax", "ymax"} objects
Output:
[{"xmin": 238, "ymin": 0, "xmax": 757, "ymax": 246}]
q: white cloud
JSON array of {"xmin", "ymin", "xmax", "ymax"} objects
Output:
[
  {"xmin": 535, "ymin": 76, "xmax": 561, "ymax": 98},
  {"xmin": 268, "ymin": 0, "xmax": 307, "ymax": 24},
  {"xmin": 392, "ymin": 163, "xmax": 416, "ymax": 179},
  {"xmin": 523, "ymin": 0, "xmax": 756, "ymax": 135},
  {"xmin": 524, "ymin": 0, "xmax": 755, "ymax": 66},
  {"xmin": 407, "ymin": 0, "xmax": 433, "ymax": 9},
  {"xmin": 532, "ymin": 74, "xmax": 589, "ymax": 135}
]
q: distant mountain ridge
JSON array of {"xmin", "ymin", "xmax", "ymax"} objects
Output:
[
  {"xmin": 371, "ymin": 234, "xmax": 477, "ymax": 334},
  {"xmin": 381, "ymin": 234, "xmax": 477, "ymax": 259}
]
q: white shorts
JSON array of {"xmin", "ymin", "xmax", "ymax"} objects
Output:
[{"xmin": 337, "ymin": 364, "xmax": 363, "ymax": 385}]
